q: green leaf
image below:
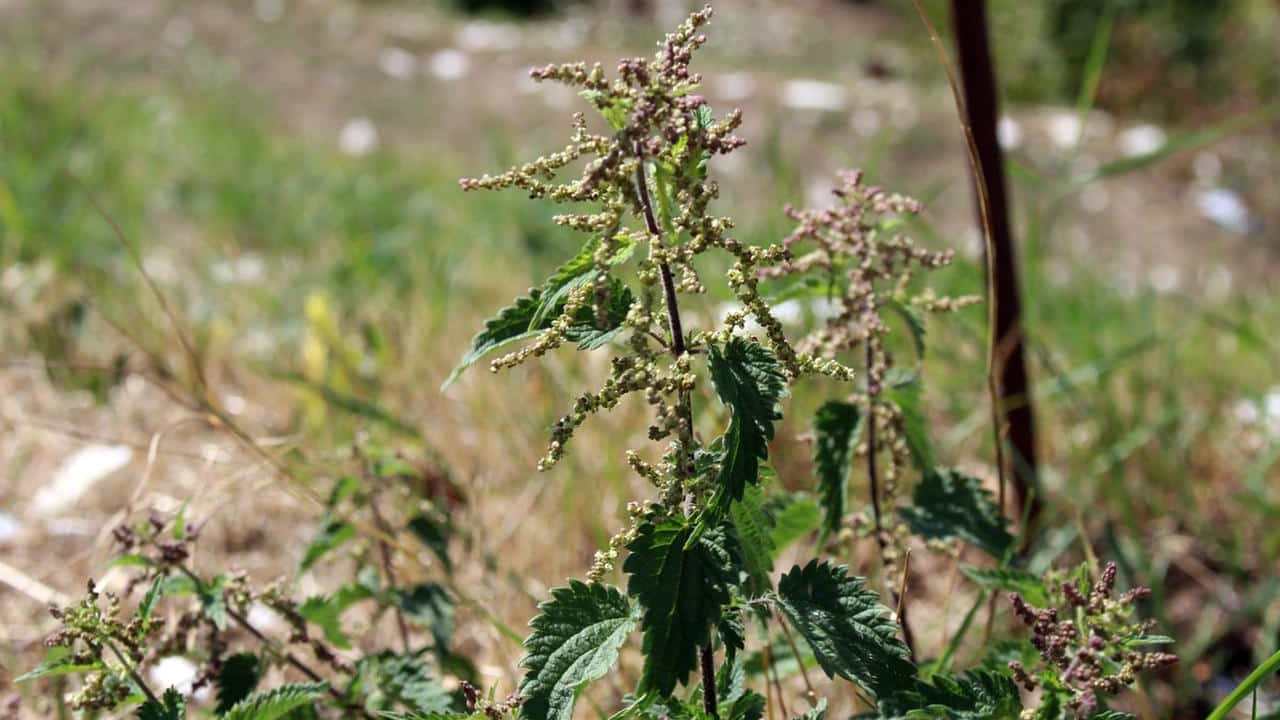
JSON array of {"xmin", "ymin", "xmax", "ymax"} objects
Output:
[
  {"xmin": 884, "ymin": 376, "xmax": 933, "ymax": 471},
  {"xmin": 960, "ymin": 566, "xmax": 1048, "ymax": 606},
  {"xmin": 138, "ymin": 687, "xmax": 186, "ymax": 720},
  {"xmin": 900, "ymin": 469, "xmax": 1013, "ymax": 559},
  {"xmin": 299, "ymin": 583, "xmax": 376, "ymax": 650},
  {"xmin": 221, "ymin": 682, "xmax": 327, "ymax": 720},
  {"xmin": 216, "ymin": 653, "xmax": 262, "ymax": 714},
  {"xmin": 408, "ymin": 513, "xmax": 453, "ymax": 573},
  {"xmin": 442, "ymin": 239, "xmax": 635, "ymax": 389},
  {"xmin": 16, "ymin": 646, "xmax": 103, "ymax": 682},
  {"xmin": 708, "ymin": 338, "xmax": 788, "ymax": 513},
  {"xmin": 200, "ymin": 575, "xmax": 229, "ymax": 631},
  {"xmin": 812, "ymin": 401, "xmax": 863, "ymax": 538},
  {"xmin": 397, "ymin": 583, "xmax": 455, "ymax": 650},
  {"xmin": 353, "ymin": 652, "xmax": 453, "ymax": 715},
  {"xmin": 729, "ymin": 484, "xmax": 776, "ymax": 596},
  {"xmin": 888, "ymin": 669, "xmax": 1022, "ymax": 719},
  {"xmin": 300, "ymin": 518, "xmax": 355, "ymax": 572},
  {"xmin": 138, "ymin": 576, "xmax": 165, "ymax": 623},
  {"xmin": 775, "ymin": 560, "xmax": 916, "ymax": 698},
  {"xmin": 885, "ymin": 300, "xmax": 926, "ymax": 361},
  {"xmin": 724, "ymin": 690, "xmax": 765, "ymax": 720},
  {"xmin": 519, "ymin": 581, "xmax": 637, "ymax": 720},
  {"xmin": 624, "ymin": 517, "xmax": 738, "ymax": 696},
  {"xmin": 768, "ymin": 494, "xmax": 821, "ymax": 552}
]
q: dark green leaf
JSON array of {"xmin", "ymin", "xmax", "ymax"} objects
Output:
[
  {"xmin": 624, "ymin": 517, "xmax": 738, "ymax": 696},
  {"xmin": 776, "ymin": 560, "xmax": 916, "ymax": 698},
  {"xmin": 729, "ymin": 484, "xmax": 776, "ymax": 595},
  {"xmin": 216, "ymin": 653, "xmax": 262, "ymax": 714},
  {"xmin": 398, "ymin": 583, "xmax": 455, "ymax": 650},
  {"xmin": 138, "ymin": 576, "xmax": 164, "ymax": 623},
  {"xmin": 200, "ymin": 575, "xmax": 229, "ymax": 631},
  {"xmin": 794, "ymin": 699, "xmax": 827, "ymax": 720},
  {"xmin": 299, "ymin": 583, "xmax": 376, "ymax": 650},
  {"xmin": 883, "ymin": 669, "xmax": 1021, "ymax": 719},
  {"xmin": 900, "ymin": 469, "xmax": 1013, "ymax": 559},
  {"xmin": 353, "ymin": 652, "xmax": 453, "ymax": 715},
  {"xmin": 300, "ymin": 518, "xmax": 355, "ymax": 572},
  {"xmin": 222, "ymin": 682, "xmax": 327, "ymax": 720},
  {"xmin": 708, "ymin": 338, "xmax": 787, "ymax": 513},
  {"xmin": 519, "ymin": 581, "xmax": 637, "ymax": 720},
  {"xmin": 138, "ymin": 687, "xmax": 186, "ymax": 720},
  {"xmin": 408, "ymin": 513, "xmax": 453, "ymax": 573},
  {"xmin": 884, "ymin": 377, "xmax": 933, "ymax": 471},
  {"xmin": 813, "ymin": 401, "xmax": 863, "ymax": 538},
  {"xmin": 724, "ymin": 690, "xmax": 765, "ymax": 720}
]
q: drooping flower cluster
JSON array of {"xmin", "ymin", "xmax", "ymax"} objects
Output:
[
  {"xmin": 458, "ymin": 6, "xmax": 852, "ymax": 579},
  {"xmin": 1008, "ymin": 562, "xmax": 1177, "ymax": 718}
]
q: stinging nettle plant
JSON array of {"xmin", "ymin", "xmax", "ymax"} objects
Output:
[{"xmin": 451, "ymin": 6, "xmax": 1173, "ymax": 720}]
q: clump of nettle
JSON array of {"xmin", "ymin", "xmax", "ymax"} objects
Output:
[
  {"xmin": 446, "ymin": 6, "xmax": 1174, "ymax": 720},
  {"xmin": 21, "ymin": 7, "xmax": 1177, "ymax": 720},
  {"xmin": 19, "ymin": 445, "xmax": 482, "ymax": 720}
]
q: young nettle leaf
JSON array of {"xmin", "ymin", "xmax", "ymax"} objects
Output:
[
  {"xmin": 812, "ymin": 401, "xmax": 863, "ymax": 538},
  {"xmin": 723, "ymin": 689, "xmax": 766, "ymax": 720},
  {"xmin": 766, "ymin": 493, "xmax": 821, "ymax": 553},
  {"xmin": 299, "ymin": 582, "xmax": 376, "ymax": 650},
  {"xmin": 200, "ymin": 574, "xmax": 229, "ymax": 631},
  {"xmin": 900, "ymin": 469, "xmax": 1013, "ymax": 559},
  {"xmin": 624, "ymin": 517, "xmax": 740, "ymax": 696},
  {"xmin": 884, "ymin": 299, "xmax": 927, "ymax": 362},
  {"xmin": 519, "ymin": 581, "xmax": 637, "ymax": 720},
  {"xmin": 221, "ymin": 682, "xmax": 327, "ymax": 720},
  {"xmin": 708, "ymin": 337, "xmax": 788, "ymax": 514},
  {"xmin": 793, "ymin": 699, "xmax": 827, "ymax": 720},
  {"xmin": 216, "ymin": 653, "xmax": 263, "ymax": 714},
  {"xmin": 138, "ymin": 687, "xmax": 186, "ymax": 720},
  {"xmin": 775, "ymin": 560, "xmax": 917, "ymax": 699}
]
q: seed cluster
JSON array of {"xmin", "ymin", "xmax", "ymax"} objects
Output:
[{"xmin": 1008, "ymin": 562, "xmax": 1176, "ymax": 718}]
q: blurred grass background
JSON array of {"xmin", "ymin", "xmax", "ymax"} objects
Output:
[{"xmin": 2, "ymin": 0, "xmax": 1279, "ymax": 717}]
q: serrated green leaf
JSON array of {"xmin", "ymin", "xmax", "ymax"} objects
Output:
[
  {"xmin": 724, "ymin": 690, "xmax": 765, "ymax": 720},
  {"xmin": 708, "ymin": 338, "xmax": 787, "ymax": 514},
  {"xmin": 776, "ymin": 560, "xmax": 916, "ymax": 699},
  {"xmin": 729, "ymin": 484, "xmax": 776, "ymax": 596},
  {"xmin": 138, "ymin": 687, "xmax": 186, "ymax": 720},
  {"xmin": 216, "ymin": 653, "xmax": 262, "ymax": 714},
  {"xmin": 519, "ymin": 581, "xmax": 637, "ymax": 720},
  {"xmin": 442, "ymin": 242, "xmax": 634, "ymax": 389},
  {"xmin": 221, "ymin": 682, "xmax": 327, "ymax": 720},
  {"xmin": 624, "ymin": 518, "xmax": 739, "ymax": 696},
  {"xmin": 884, "ymin": 377, "xmax": 933, "ymax": 471},
  {"xmin": 960, "ymin": 566, "xmax": 1048, "ymax": 606},
  {"xmin": 300, "ymin": 518, "xmax": 355, "ymax": 572},
  {"xmin": 353, "ymin": 652, "xmax": 453, "ymax": 715},
  {"xmin": 813, "ymin": 401, "xmax": 863, "ymax": 538},
  {"xmin": 888, "ymin": 669, "xmax": 1022, "ymax": 719},
  {"xmin": 900, "ymin": 469, "xmax": 1013, "ymax": 559},
  {"xmin": 16, "ymin": 646, "xmax": 103, "ymax": 683}
]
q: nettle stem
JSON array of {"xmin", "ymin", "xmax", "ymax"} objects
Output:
[{"xmin": 634, "ymin": 147, "xmax": 717, "ymax": 719}]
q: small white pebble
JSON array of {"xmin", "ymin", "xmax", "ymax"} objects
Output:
[
  {"xmin": 428, "ymin": 49, "xmax": 470, "ymax": 81},
  {"xmin": 781, "ymin": 79, "xmax": 847, "ymax": 112},
  {"xmin": 378, "ymin": 47, "xmax": 417, "ymax": 80},
  {"xmin": 339, "ymin": 118, "xmax": 378, "ymax": 156},
  {"xmin": 1118, "ymin": 123, "xmax": 1166, "ymax": 157},
  {"xmin": 997, "ymin": 115, "xmax": 1023, "ymax": 150}
]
